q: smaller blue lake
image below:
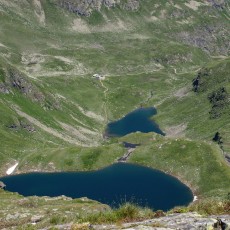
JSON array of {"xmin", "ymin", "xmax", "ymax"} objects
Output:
[
  {"xmin": 0, "ymin": 163, "xmax": 193, "ymax": 211},
  {"xmin": 105, "ymin": 107, "xmax": 165, "ymax": 137}
]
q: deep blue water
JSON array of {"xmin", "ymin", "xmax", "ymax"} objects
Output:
[
  {"xmin": 105, "ymin": 107, "xmax": 165, "ymax": 137},
  {"xmin": 0, "ymin": 163, "xmax": 193, "ymax": 211}
]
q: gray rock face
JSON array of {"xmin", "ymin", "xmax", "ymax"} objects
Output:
[
  {"xmin": 208, "ymin": 0, "xmax": 226, "ymax": 9},
  {"xmin": 0, "ymin": 83, "xmax": 9, "ymax": 94},
  {"xmin": 0, "ymin": 181, "xmax": 6, "ymax": 189},
  {"xmin": 57, "ymin": 0, "xmax": 140, "ymax": 16},
  {"xmin": 92, "ymin": 213, "xmax": 230, "ymax": 230},
  {"xmin": 176, "ymin": 23, "xmax": 230, "ymax": 55},
  {"xmin": 124, "ymin": 0, "xmax": 139, "ymax": 11},
  {"xmin": 36, "ymin": 213, "xmax": 230, "ymax": 229},
  {"xmin": 9, "ymin": 69, "xmax": 33, "ymax": 95},
  {"xmin": 7, "ymin": 121, "xmax": 36, "ymax": 133}
]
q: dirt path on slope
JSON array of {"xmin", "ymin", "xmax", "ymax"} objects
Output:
[{"xmin": 100, "ymin": 79, "xmax": 109, "ymax": 122}]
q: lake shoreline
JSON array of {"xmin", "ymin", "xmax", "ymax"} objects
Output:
[
  {"xmin": 105, "ymin": 107, "xmax": 165, "ymax": 137},
  {"xmin": 124, "ymin": 162, "xmax": 198, "ymax": 204},
  {"xmin": 0, "ymin": 161, "xmax": 196, "ymax": 209}
]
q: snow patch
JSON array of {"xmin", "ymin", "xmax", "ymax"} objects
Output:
[
  {"xmin": 6, "ymin": 163, "xmax": 19, "ymax": 175},
  {"xmin": 0, "ymin": 42, "xmax": 6, "ymax": 48},
  {"xmin": 193, "ymin": 195, "xmax": 198, "ymax": 202}
]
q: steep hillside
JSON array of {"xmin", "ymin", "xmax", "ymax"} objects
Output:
[
  {"xmin": 0, "ymin": 0, "xmax": 230, "ymax": 229},
  {"xmin": 0, "ymin": 0, "xmax": 230, "ymax": 208}
]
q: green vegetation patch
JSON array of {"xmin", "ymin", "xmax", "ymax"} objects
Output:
[
  {"xmin": 0, "ymin": 1, "xmax": 230, "ymax": 222},
  {"xmin": 208, "ymin": 87, "xmax": 230, "ymax": 119},
  {"xmin": 128, "ymin": 137, "xmax": 230, "ymax": 198}
]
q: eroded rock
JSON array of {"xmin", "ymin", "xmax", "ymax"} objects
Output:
[
  {"xmin": 57, "ymin": 0, "xmax": 140, "ymax": 16},
  {"xmin": 91, "ymin": 213, "xmax": 230, "ymax": 230},
  {"xmin": 0, "ymin": 181, "xmax": 6, "ymax": 189},
  {"xmin": 0, "ymin": 83, "xmax": 10, "ymax": 94}
]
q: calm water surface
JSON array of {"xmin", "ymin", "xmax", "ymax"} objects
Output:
[
  {"xmin": 106, "ymin": 107, "xmax": 165, "ymax": 137},
  {"xmin": 0, "ymin": 163, "xmax": 193, "ymax": 211}
]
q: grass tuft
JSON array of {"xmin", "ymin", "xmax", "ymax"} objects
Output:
[{"xmin": 78, "ymin": 203, "xmax": 154, "ymax": 224}]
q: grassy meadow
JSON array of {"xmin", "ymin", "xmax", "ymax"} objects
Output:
[{"xmin": 0, "ymin": 1, "xmax": 229, "ymax": 223}]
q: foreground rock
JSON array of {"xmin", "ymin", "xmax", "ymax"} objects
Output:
[
  {"xmin": 44, "ymin": 212, "xmax": 230, "ymax": 229},
  {"xmin": 0, "ymin": 181, "xmax": 6, "ymax": 189},
  {"xmin": 92, "ymin": 213, "xmax": 230, "ymax": 230}
]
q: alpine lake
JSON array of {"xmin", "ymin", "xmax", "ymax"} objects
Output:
[{"xmin": 0, "ymin": 108, "xmax": 193, "ymax": 211}]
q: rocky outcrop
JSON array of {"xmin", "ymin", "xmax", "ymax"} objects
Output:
[
  {"xmin": 2, "ymin": 68, "xmax": 60, "ymax": 110},
  {"xmin": 57, "ymin": 0, "xmax": 140, "ymax": 16},
  {"xmin": 192, "ymin": 68, "xmax": 210, "ymax": 93},
  {"xmin": 58, "ymin": 0, "xmax": 91, "ymax": 16},
  {"xmin": 91, "ymin": 212, "xmax": 230, "ymax": 230},
  {"xmin": 0, "ymin": 181, "xmax": 6, "ymax": 189},
  {"xmin": 6, "ymin": 69, "xmax": 50, "ymax": 104},
  {"xmin": 208, "ymin": 87, "xmax": 230, "ymax": 119},
  {"xmin": 7, "ymin": 121, "xmax": 36, "ymax": 133},
  {"xmin": 0, "ymin": 83, "xmax": 9, "ymax": 94},
  {"xmin": 176, "ymin": 23, "xmax": 230, "ymax": 55},
  {"xmin": 8, "ymin": 69, "xmax": 33, "ymax": 95},
  {"xmin": 33, "ymin": 212, "xmax": 230, "ymax": 229},
  {"xmin": 208, "ymin": 0, "xmax": 226, "ymax": 10},
  {"xmin": 124, "ymin": 0, "xmax": 139, "ymax": 11}
]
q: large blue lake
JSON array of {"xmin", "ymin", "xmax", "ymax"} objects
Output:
[
  {"xmin": 105, "ymin": 107, "xmax": 165, "ymax": 137},
  {"xmin": 0, "ymin": 163, "xmax": 193, "ymax": 211}
]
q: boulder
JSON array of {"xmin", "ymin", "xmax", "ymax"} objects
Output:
[{"xmin": 0, "ymin": 181, "xmax": 6, "ymax": 189}]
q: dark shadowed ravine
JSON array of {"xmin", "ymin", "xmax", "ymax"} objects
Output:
[
  {"xmin": 0, "ymin": 163, "xmax": 193, "ymax": 211},
  {"xmin": 105, "ymin": 107, "xmax": 165, "ymax": 137}
]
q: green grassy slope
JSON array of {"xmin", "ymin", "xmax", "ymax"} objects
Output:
[
  {"xmin": 0, "ymin": 189, "xmax": 110, "ymax": 229},
  {"xmin": 0, "ymin": 0, "xmax": 229, "ymax": 202}
]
